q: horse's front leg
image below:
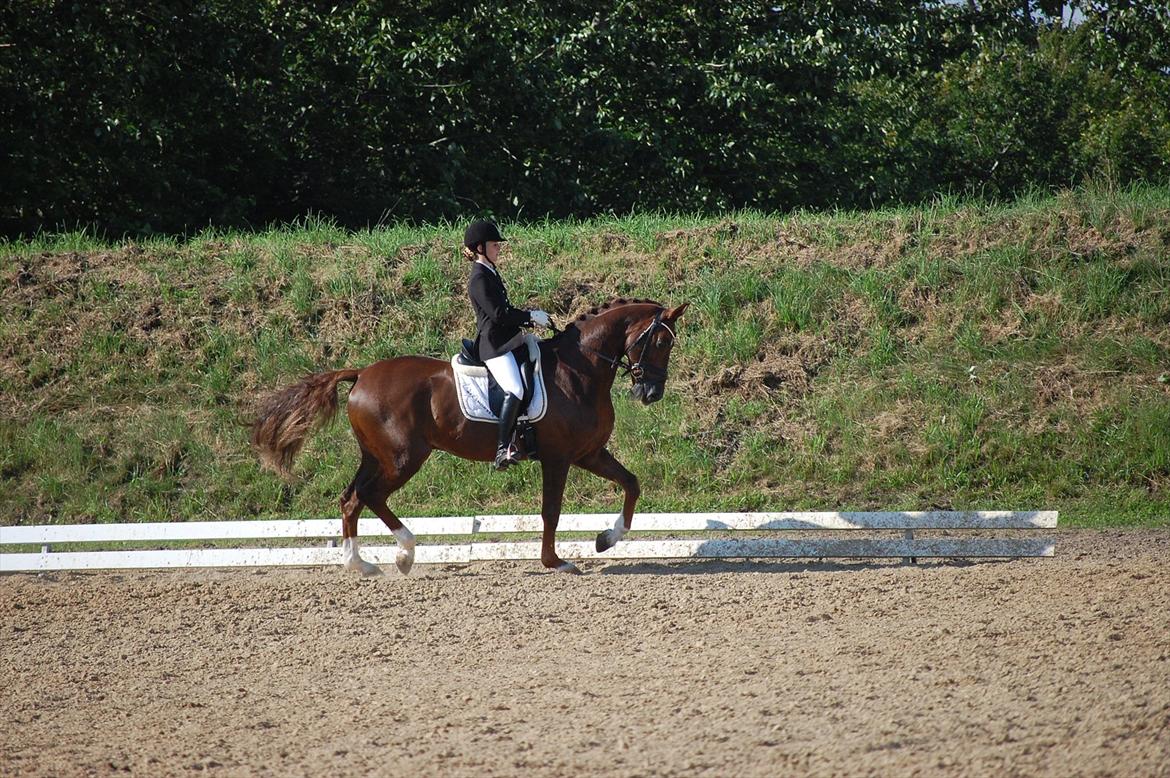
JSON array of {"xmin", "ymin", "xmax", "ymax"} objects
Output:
[
  {"xmin": 540, "ymin": 459, "xmax": 580, "ymax": 574},
  {"xmin": 576, "ymin": 448, "xmax": 640, "ymax": 552}
]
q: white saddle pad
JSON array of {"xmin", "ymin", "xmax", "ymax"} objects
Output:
[{"xmin": 451, "ymin": 337, "xmax": 548, "ymax": 424}]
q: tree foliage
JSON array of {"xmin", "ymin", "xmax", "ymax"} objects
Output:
[{"xmin": 1, "ymin": 1, "xmax": 1167, "ymax": 235}]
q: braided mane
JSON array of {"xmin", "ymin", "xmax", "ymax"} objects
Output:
[{"xmin": 570, "ymin": 297, "xmax": 663, "ymax": 325}]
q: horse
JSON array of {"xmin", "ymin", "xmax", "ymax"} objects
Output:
[{"xmin": 250, "ymin": 298, "xmax": 689, "ymax": 575}]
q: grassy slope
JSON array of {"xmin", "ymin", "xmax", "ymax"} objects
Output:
[{"xmin": 2, "ymin": 188, "xmax": 1168, "ymax": 528}]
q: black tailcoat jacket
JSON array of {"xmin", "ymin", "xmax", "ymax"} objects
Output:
[{"xmin": 467, "ymin": 261, "xmax": 531, "ymax": 360}]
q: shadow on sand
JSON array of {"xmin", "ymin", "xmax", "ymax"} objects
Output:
[{"xmin": 594, "ymin": 557, "xmax": 1016, "ymax": 576}]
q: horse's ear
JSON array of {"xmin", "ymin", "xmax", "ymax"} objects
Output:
[{"xmin": 665, "ymin": 302, "xmax": 689, "ymax": 320}]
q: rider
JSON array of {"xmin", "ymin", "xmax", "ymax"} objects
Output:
[{"xmin": 464, "ymin": 220, "xmax": 551, "ymax": 470}]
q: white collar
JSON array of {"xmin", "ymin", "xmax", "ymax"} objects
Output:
[{"xmin": 475, "ymin": 258, "xmax": 498, "ymax": 275}]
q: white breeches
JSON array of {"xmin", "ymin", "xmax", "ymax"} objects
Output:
[{"xmin": 484, "ymin": 352, "xmax": 525, "ymax": 399}]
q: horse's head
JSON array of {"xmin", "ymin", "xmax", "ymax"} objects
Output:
[
  {"xmin": 568, "ymin": 298, "xmax": 690, "ymax": 404},
  {"xmin": 626, "ymin": 302, "xmax": 689, "ymax": 405}
]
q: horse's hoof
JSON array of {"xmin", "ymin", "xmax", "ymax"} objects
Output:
[
  {"xmin": 342, "ymin": 560, "xmax": 383, "ymax": 577},
  {"xmin": 358, "ymin": 561, "xmax": 383, "ymax": 578},
  {"xmin": 555, "ymin": 561, "xmax": 582, "ymax": 575},
  {"xmin": 595, "ymin": 529, "xmax": 615, "ymax": 553},
  {"xmin": 396, "ymin": 551, "xmax": 415, "ymax": 576}
]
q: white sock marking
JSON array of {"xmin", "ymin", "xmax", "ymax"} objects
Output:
[
  {"xmin": 342, "ymin": 537, "xmax": 363, "ymax": 569},
  {"xmin": 611, "ymin": 514, "xmax": 627, "ymax": 544},
  {"xmin": 393, "ymin": 526, "xmax": 416, "ymax": 551}
]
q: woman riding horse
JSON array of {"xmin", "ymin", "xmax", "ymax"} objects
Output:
[
  {"xmin": 463, "ymin": 220, "xmax": 552, "ymax": 470},
  {"xmin": 251, "ymin": 233, "xmax": 689, "ymax": 576}
]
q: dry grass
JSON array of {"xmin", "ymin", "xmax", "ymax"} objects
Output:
[{"xmin": 2, "ymin": 188, "xmax": 1168, "ymax": 526}]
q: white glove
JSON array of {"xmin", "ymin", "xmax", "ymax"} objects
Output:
[{"xmin": 529, "ymin": 309, "xmax": 552, "ymax": 328}]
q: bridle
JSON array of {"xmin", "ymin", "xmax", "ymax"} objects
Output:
[{"xmin": 579, "ymin": 309, "xmax": 676, "ymax": 385}]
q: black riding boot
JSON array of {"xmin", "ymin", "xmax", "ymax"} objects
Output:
[{"xmin": 493, "ymin": 393, "xmax": 523, "ymax": 470}]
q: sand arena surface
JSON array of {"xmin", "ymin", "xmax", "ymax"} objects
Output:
[{"xmin": 2, "ymin": 529, "xmax": 1169, "ymax": 777}]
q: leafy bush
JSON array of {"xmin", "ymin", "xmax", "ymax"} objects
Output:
[{"xmin": 1, "ymin": 1, "xmax": 1167, "ymax": 236}]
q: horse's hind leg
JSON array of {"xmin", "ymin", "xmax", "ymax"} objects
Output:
[
  {"xmin": 339, "ymin": 449, "xmax": 383, "ymax": 577},
  {"xmin": 359, "ymin": 442, "xmax": 432, "ymax": 576}
]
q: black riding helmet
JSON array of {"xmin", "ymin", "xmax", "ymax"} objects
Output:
[{"xmin": 464, "ymin": 220, "xmax": 506, "ymax": 256}]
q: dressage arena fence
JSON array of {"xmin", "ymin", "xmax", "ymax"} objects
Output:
[{"xmin": 0, "ymin": 511, "xmax": 1058, "ymax": 572}]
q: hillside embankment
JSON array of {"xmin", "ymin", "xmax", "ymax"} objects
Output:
[{"xmin": 2, "ymin": 188, "xmax": 1168, "ymax": 527}]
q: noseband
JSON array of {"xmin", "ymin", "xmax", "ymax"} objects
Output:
[{"xmin": 584, "ymin": 310, "xmax": 676, "ymax": 385}]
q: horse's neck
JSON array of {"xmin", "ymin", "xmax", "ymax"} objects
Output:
[
  {"xmin": 567, "ymin": 305, "xmax": 652, "ymax": 386},
  {"xmin": 548, "ymin": 328, "xmax": 619, "ymax": 398},
  {"xmin": 580, "ymin": 318, "xmax": 629, "ymax": 363}
]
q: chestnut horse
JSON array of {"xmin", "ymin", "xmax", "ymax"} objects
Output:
[{"xmin": 251, "ymin": 298, "xmax": 689, "ymax": 575}]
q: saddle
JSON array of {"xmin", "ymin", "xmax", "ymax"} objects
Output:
[{"xmin": 451, "ymin": 334, "xmax": 547, "ymax": 458}]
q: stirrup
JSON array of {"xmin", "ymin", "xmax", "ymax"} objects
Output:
[{"xmin": 493, "ymin": 444, "xmax": 520, "ymax": 470}]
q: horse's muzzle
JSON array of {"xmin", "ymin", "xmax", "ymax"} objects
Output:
[{"xmin": 634, "ymin": 382, "xmax": 665, "ymax": 405}]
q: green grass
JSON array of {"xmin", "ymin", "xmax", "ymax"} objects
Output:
[{"xmin": 2, "ymin": 186, "xmax": 1169, "ymax": 528}]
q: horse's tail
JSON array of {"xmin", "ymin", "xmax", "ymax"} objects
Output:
[{"xmin": 250, "ymin": 368, "xmax": 362, "ymax": 477}]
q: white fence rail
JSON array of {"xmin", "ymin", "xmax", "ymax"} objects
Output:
[{"xmin": 0, "ymin": 511, "xmax": 1058, "ymax": 572}]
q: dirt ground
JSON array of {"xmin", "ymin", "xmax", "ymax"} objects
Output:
[{"xmin": 2, "ymin": 529, "xmax": 1169, "ymax": 777}]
